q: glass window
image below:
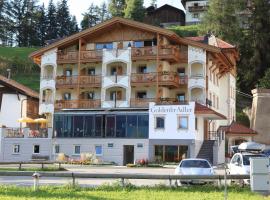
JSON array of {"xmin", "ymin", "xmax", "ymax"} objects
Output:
[
  {"xmin": 155, "ymin": 116, "xmax": 165, "ymax": 129},
  {"xmin": 63, "ymin": 93, "xmax": 71, "ymax": 100},
  {"xmin": 108, "ymin": 143, "xmax": 114, "ymax": 148},
  {"xmin": 73, "ymin": 116, "xmax": 84, "ymax": 137},
  {"xmin": 96, "ymin": 43, "xmax": 113, "ymax": 50},
  {"xmin": 116, "ymin": 115, "xmax": 126, "ymax": 137},
  {"xmin": 63, "ymin": 115, "xmax": 73, "ymax": 137},
  {"xmin": 136, "ymin": 91, "xmax": 147, "ymax": 99},
  {"xmin": 127, "ymin": 115, "xmax": 137, "ymax": 138},
  {"xmin": 137, "ymin": 143, "xmax": 143, "ymax": 148},
  {"xmin": 134, "ymin": 41, "xmax": 144, "ymax": 48},
  {"xmin": 111, "ymin": 67, "xmax": 117, "ymax": 75},
  {"xmin": 95, "ymin": 115, "xmax": 103, "ymax": 137},
  {"xmin": 106, "ymin": 115, "xmax": 115, "ymax": 137},
  {"xmin": 88, "ymin": 68, "xmax": 95, "ymax": 75},
  {"xmin": 178, "ymin": 116, "xmax": 188, "ymax": 129},
  {"xmin": 65, "ymin": 69, "xmax": 72, "ymax": 76},
  {"xmin": 165, "ymin": 146, "xmax": 178, "ymax": 162},
  {"xmin": 177, "ymin": 68, "xmax": 185, "ymax": 76},
  {"xmin": 137, "ymin": 115, "xmax": 149, "ymax": 138},
  {"xmin": 179, "ymin": 146, "xmax": 188, "ymax": 160},
  {"xmin": 74, "ymin": 145, "xmax": 80, "ymax": 155},
  {"xmin": 55, "ymin": 145, "xmax": 60, "ymax": 154},
  {"xmin": 13, "ymin": 144, "xmax": 20, "ymax": 154},
  {"xmin": 138, "ymin": 66, "xmax": 147, "ymax": 73},
  {"xmin": 155, "ymin": 145, "xmax": 163, "ymax": 162},
  {"xmin": 95, "ymin": 145, "xmax": 102, "ymax": 156},
  {"xmin": 84, "ymin": 116, "xmax": 94, "ymax": 137},
  {"xmin": 177, "ymin": 93, "xmax": 185, "ymax": 102},
  {"xmin": 33, "ymin": 145, "xmax": 40, "ymax": 154},
  {"xmin": 54, "ymin": 115, "xmax": 64, "ymax": 137},
  {"xmin": 110, "ymin": 91, "xmax": 116, "ymax": 100},
  {"xmin": 181, "ymin": 160, "xmax": 210, "ymax": 168},
  {"xmin": 87, "ymin": 92, "xmax": 95, "ymax": 100}
]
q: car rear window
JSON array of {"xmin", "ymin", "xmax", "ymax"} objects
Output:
[
  {"xmin": 243, "ymin": 155, "xmax": 265, "ymax": 165},
  {"xmin": 180, "ymin": 160, "xmax": 211, "ymax": 168}
]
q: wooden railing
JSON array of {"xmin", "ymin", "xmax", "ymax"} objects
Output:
[
  {"xmin": 55, "ymin": 99, "xmax": 101, "ymax": 110},
  {"xmin": 57, "ymin": 51, "xmax": 78, "ymax": 62},
  {"xmin": 56, "ymin": 75, "xmax": 101, "ymax": 88},
  {"xmin": 131, "ymin": 72, "xmax": 188, "ymax": 87},
  {"xmin": 188, "ymin": 5, "xmax": 208, "ymax": 12},
  {"xmin": 80, "ymin": 50, "xmax": 102, "ymax": 61}
]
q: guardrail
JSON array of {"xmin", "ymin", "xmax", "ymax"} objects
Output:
[{"xmin": 0, "ymin": 161, "xmax": 62, "ymax": 170}]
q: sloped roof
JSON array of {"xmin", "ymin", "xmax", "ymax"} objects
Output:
[
  {"xmin": 0, "ymin": 75, "xmax": 39, "ymax": 99},
  {"xmin": 29, "ymin": 17, "xmax": 221, "ymax": 58},
  {"xmin": 155, "ymin": 0, "xmax": 185, "ymax": 12},
  {"xmin": 195, "ymin": 102, "xmax": 227, "ymax": 119},
  {"xmin": 186, "ymin": 36, "xmax": 235, "ymax": 49},
  {"xmin": 218, "ymin": 121, "xmax": 257, "ymax": 135}
]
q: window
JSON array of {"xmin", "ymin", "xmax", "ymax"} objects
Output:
[
  {"xmin": 63, "ymin": 93, "xmax": 71, "ymax": 100},
  {"xmin": 111, "ymin": 67, "xmax": 117, "ymax": 75},
  {"xmin": 96, "ymin": 43, "xmax": 113, "ymax": 50},
  {"xmin": 177, "ymin": 93, "xmax": 185, "ymax": 102},
  {"xmin": 106, "ymin": 115, "xmax": 115, "ymax": 137},
  {"xmin": 110, "ymin": 91, "xmax": 116, "ymax": 101},
  {"xmin": 195, "ymin": 117, "xmax": 198, "ymax": 130},
  {"xmin": 136, "ymin": 91, "xmax": 147, "ymax": 99},
  {"xmin": 178, "ymin": 116, "xmax": 188, "ymax": 129},
  {"xmin": 155, "ymin": 116, "xmax": 165, "ymax": 129},
  {"xmin": 86, "ymin": 92, "xmax": 95, "ymax": 100},
  {"xmin": 134, "ymin": 41, "xmax": 144, "ymax": 48},
  {"xmin": 138, "ymin": 66, "xmax": 147, "ymax": 73},
  {"xmin": 13, "ymin": 144, "xmax": 20, "ymax": 154},
  {"xmin": 55, "ymin": 145, "xmax": 60, "ymax": 154},
  {"xmin": 137, "ymin": 143, "xmax": 143, "ymax": 148},
  {"xmin": 74, "ymin": 145, "xmax": 80, "ymax": 155},
  {"xmin": 177, "ymin": 68, "xmax": 185, "ymax": 76},
  {"xmin": 64, "ymin": 69, "xmax": 72, "ymax": 76},
  {"xmin": 88, "ymin": 68, "xmax": 95, "ymax": 75},
  {"xmin": 95, "ymin": 145, "xmax": 102, "ymax": 156},
  {"xmin": 108, "ymin": 143, "xmax": 114, "ymax": 148},
  {"xmin": 193, "ymin": 13, "xmax": 199, "ymax": 19},
  {"xmin": 33, "ymin": 145, "xmax": 40, "ymax": 154},
  {"xmin": 216, "ymin": 96, "xmax": 219, "ymax": 109}
]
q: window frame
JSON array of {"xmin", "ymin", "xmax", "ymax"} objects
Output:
[
  {"xmin": 155, "ymin": 115, "xmax": 165, "ymax": 129},
  {"xmin": 33, "ymin": 144, "xmax": 40, "ymax": 154},
  {"xmin": 54, "ymin": 145, "xmax": 60, "ymax": 154},
  {"xmin": 177, "ymin": 115, "xmax": 189, "ymax": 130},
  {"xmin": 13, "ymin": 144, "xmax": 20, "ymax": 154},
  {"xmin": 95, "ymin": 145, "xmax": 103, "ymax": 156},
  {"xmin": 74, "ymin": 145, "xmax": 81, "ymax": 155}
]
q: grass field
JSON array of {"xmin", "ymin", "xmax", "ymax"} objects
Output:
[
  {"xmin": 12, "ymin": 73, "xmax": 40, "ymax": 91},
  {"xmin": 0, "ymin": 47, "xmax": 37, "ymax": 60},
  {"xmin": 0, "ymin": 185, "xmax": 266, "ymax": 200}
]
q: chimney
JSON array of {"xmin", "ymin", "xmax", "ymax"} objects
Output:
[
  {"xmin": 7, "ymin": 69, "xmax": 11, "ymax": 79},
  {"xmin": 203, "ymin": 33, "xmax": 211, "ymax": 44}
]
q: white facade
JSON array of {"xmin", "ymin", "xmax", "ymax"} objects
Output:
[{"xmin": 185, "ymin": 0, "xmax": 208, "ymax": 25}]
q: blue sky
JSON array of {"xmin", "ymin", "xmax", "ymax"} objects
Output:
[{"xmin": 40, "ymin": 0, "xmax": 184, "ymax": 23}]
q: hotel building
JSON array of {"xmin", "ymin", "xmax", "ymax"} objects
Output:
[{"xmin": 28, "ymin": 17, "xmax": 237, "ymax": 165}]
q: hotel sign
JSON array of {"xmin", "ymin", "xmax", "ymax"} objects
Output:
[{"xmin": 150, "ymin": 105, "xmax": 193, "ymax": 114}]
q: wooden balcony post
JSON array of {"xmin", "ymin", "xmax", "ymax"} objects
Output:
[
  {"xmin": 77, "ymin": 38, "xmax": 82, "ymax": 99},
  {"xmin": 156, "ymin": 33, "xmax": 160, "ymax": 102}
]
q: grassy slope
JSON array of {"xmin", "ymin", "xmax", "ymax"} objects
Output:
[
  {"xmin": 0, "ymin": 185, "xmax": 263, "ymax": 200},
  {"xmin": 0, "ymin": 47, "xmax": 40, "ymax": 91},
  {"xmin": 168, "ymin": 24, "xmax": 201, "ymax": 37}
]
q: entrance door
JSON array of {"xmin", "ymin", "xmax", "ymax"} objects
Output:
[{"xmin": 123, "ymin": 145, "xmax": 134, "ymax": 165}]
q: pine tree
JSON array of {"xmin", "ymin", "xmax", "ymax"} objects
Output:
[
  {"xmin": 99, "ymin": 2, "xmax": 110, "ymax": 22},
  {"xmin": 56, "ymin": 0, "xmax": 71, "ymax": 38},
  {"xmin": 81, "ymin": 3, "xmax": 100, "ymax": 29},
  {"xmin": 70, "ymin": 15, "xmax": 79, "ymax": 34},
  {"xmin": 0, "ymin": 0, "xmax": 10, "ymax": 45},
  {"xmin": 109, "ymin": 0, "xmax": 126, "ymax": 17},
  {"xmin": 46, "ymin": 0, "xmax": 58, "ymax": 41},
  {"xmin": 36, "ymin": 4, "xmax": 47, "ymax": 46},
  {"xmin": 124, "ymin": 0, "xmax": 145, "ymax": 22}
]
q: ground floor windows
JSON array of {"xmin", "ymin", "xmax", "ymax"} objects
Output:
[
  {"xmin": 74, "ymin": 145, "xmax": 80, "ymax": 155},
  {"xmin": 33, "ymin": 145, "xmax": 40, "ymax": 154},
  {"xmin": 154, "ymin": 145, "xmax": 188, "ymax": 163},
  {"xmin": 54, "ymin": 145, "xmax": 60, "ymax": 154},
  {"xmin": 155, "ymin": 116, "xmax": 165, "ymax": 129},
  {"xmin": 54, "ymin": 113, "xmax": 149, "ymax": 138},
  {"xmin": 178, "ymin": 116, "xmax": 189, "ymax": 129},
  {"xmin": 95, "ymin": 145, "xmax": 102, "ymax": 156},
  {"xmin": 13, "ymin": 144, "xmax": 20, "ymax": 154}
]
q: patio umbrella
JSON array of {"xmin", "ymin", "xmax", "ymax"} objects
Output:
[
  {"xmin": 17, "ymin": 117, "xmax": 34, "ymax": 123},
  {"xmin": 34, "ymin": 118, "xmax": 48, "ymax": 123}
]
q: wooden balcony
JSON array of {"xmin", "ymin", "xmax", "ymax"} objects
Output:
[
  {"xmin": 131, "ymin": 72, "xmax": 188, "ymax": 88},
  {"xmin": 57, "ymin": 50, "xmax": 102, "ymax": 64},
  {"xmin": 55, "ymin": 99, "xmax": 101, "ymax": 110},
  {"xmin": 56, "ymin": 75, "xmax": 101, "ymax": 89},
  {"xmin": 131, "ymin": 45, "xmax": 180, "ymax": 63},
  {"xmin": 188, "ymin": 5, "xmax": 208, "ymax": 12}
]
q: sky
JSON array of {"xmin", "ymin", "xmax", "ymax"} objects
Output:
[{"xmin": 40, "ymin": 0, "xmax": 185, "ymax": 24}]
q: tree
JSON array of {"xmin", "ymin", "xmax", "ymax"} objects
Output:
[
  {"xmin": 124, "ymin": 0, "xmax": 145, "ymax": 22},
  {"xmin": 36, "ymin": 4, "xmax": 47, "ymax": 46},
  {"xmin": 70, "ymin": 15, "xmax": 79, "ymax": 34},
  {"xmin": 0, "ymin": 0, "xmax": 12, "ymax": 45},
  {"xmin": 258, "ymin": 68, "xmax": 270, "ymax": 89},
  {"xmin": 99, "ymin": 2, "xmax": 110, "ymax": 22},
  {"xmin": 46, "ymin": 0, "xmax": 58, "ymax": 41},
  {"xmin": 109, "ymin": 0, "xmax": 126, "ymax": 17},
  {"xmin": 81, "ymin": 3, "xmax": 100, "ymax": 29}
]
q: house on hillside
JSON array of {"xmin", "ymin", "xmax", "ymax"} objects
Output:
[
  {"xmin": 29, "ymin": 17, "xmax": 238, "ymax": 165},
  {"xmin": 0, "ymin": 75, "xmax": 52, "ymax": 162}
]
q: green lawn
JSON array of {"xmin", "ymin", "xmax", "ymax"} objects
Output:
[
  {"xmin": 12, "ymin": 73, "xmax": 40, "ymax": 92},
  {"xmin": 0, "ymin": 185, "xmax": 266, "ymax": 200},
  {"xmin": 0, "ymin": 47, "xmax": 38, "ymax": 60}
]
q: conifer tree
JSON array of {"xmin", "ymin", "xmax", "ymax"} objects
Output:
[
  {"xmin": 124, "ymin": 0, "xmax": 145, "ymax": 22},
  {"xmin": 109, "ymin": 0, "xmax": 126, "ymax": 17},
  {"xmin": 46, "ymin": 0, "xmax": 58, "ymax": 41}
]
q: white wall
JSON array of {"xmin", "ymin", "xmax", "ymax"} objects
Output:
[
  {"xmin": 149, "ymin": 102, "xmax": 196, "ymax": 140},
  {"xmin": 185, "ymin": 1, "xmax": 208, "ymax": 24},
  {"xmin": 0, "ymin": 94, "xmax": 27, "ymax": 128}
]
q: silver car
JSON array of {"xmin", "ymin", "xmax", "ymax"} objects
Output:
[{"xmin": 175, "ymin": 158, "xmax": 214, "ymax": 184}]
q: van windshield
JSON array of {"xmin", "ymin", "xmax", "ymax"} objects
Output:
[{"xmin": 243, "ymin": 155, "xmax": 265, "ymax": 165}]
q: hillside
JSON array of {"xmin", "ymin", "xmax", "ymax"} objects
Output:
[{"xmin": 0, "ymin": 47, "xmax": 40, "ymax": 91}]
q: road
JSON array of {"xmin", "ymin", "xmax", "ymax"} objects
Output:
[{"xmin": 0, "ymin": 164, "xmax": 224, "ymax": 187}]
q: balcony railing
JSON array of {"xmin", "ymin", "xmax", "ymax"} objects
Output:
[
  {"xmin": 131, "ymin": 72, "xmax": 188, "ymax": 87},
  {"xmin": 80, "ymin": 50, "xmax": 102, "ymax": 62},
  {"xmin": 55, "ymin": 99, "xmax": 101, "ymax": 110},
  {"xmin": 57, "ymin": 51, "xmax": 78, "ymax": 63},
  {"xmin": 188, "ymin": 5, "xmax": 208, "ymax": 12},
  {"xmin": 56, "ymin": 75, "xmax": 101, "ymax": 88},
  {"xmin": 2, "ymin": 128, "xmax": 48, "ymax": 138}
]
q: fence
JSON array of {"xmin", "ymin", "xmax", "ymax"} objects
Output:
[{"xmin": 0, "ymin": 161, "xmax": 62, "ymax": 170}]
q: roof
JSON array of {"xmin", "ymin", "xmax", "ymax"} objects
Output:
[
  {"xmin": 0, "ymin": 75, "xmax": 39, "ymax": 99},
  {"xmin": 218, "ymin": 121, "xmax": 257, "ymax": 135},
  {"xmin": 29, "ymin": 17, "xmax": 221, "ymax": 59},
  {"xmin": 186, "ymin": 36, "xmax": 235, "ymax": 49},
  {"xmin": 195, "ymin": 102, "xmax": 227, "ymax": 120},
  {"xmin": 156, "ymin": 0, "xmax": 185, "ymax": 11}
]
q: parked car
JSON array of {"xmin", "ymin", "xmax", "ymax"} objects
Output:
[
  {"xmin": 228, "ymin": 152, "xmax": 266, "ymax": 184},
  {"xmin": 175, "ymin": 158, "xmax": 214, "ymax": 185},
  {"xmin": 262, "ymin": 149, "xmax": 270, "ymax": 157}
]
